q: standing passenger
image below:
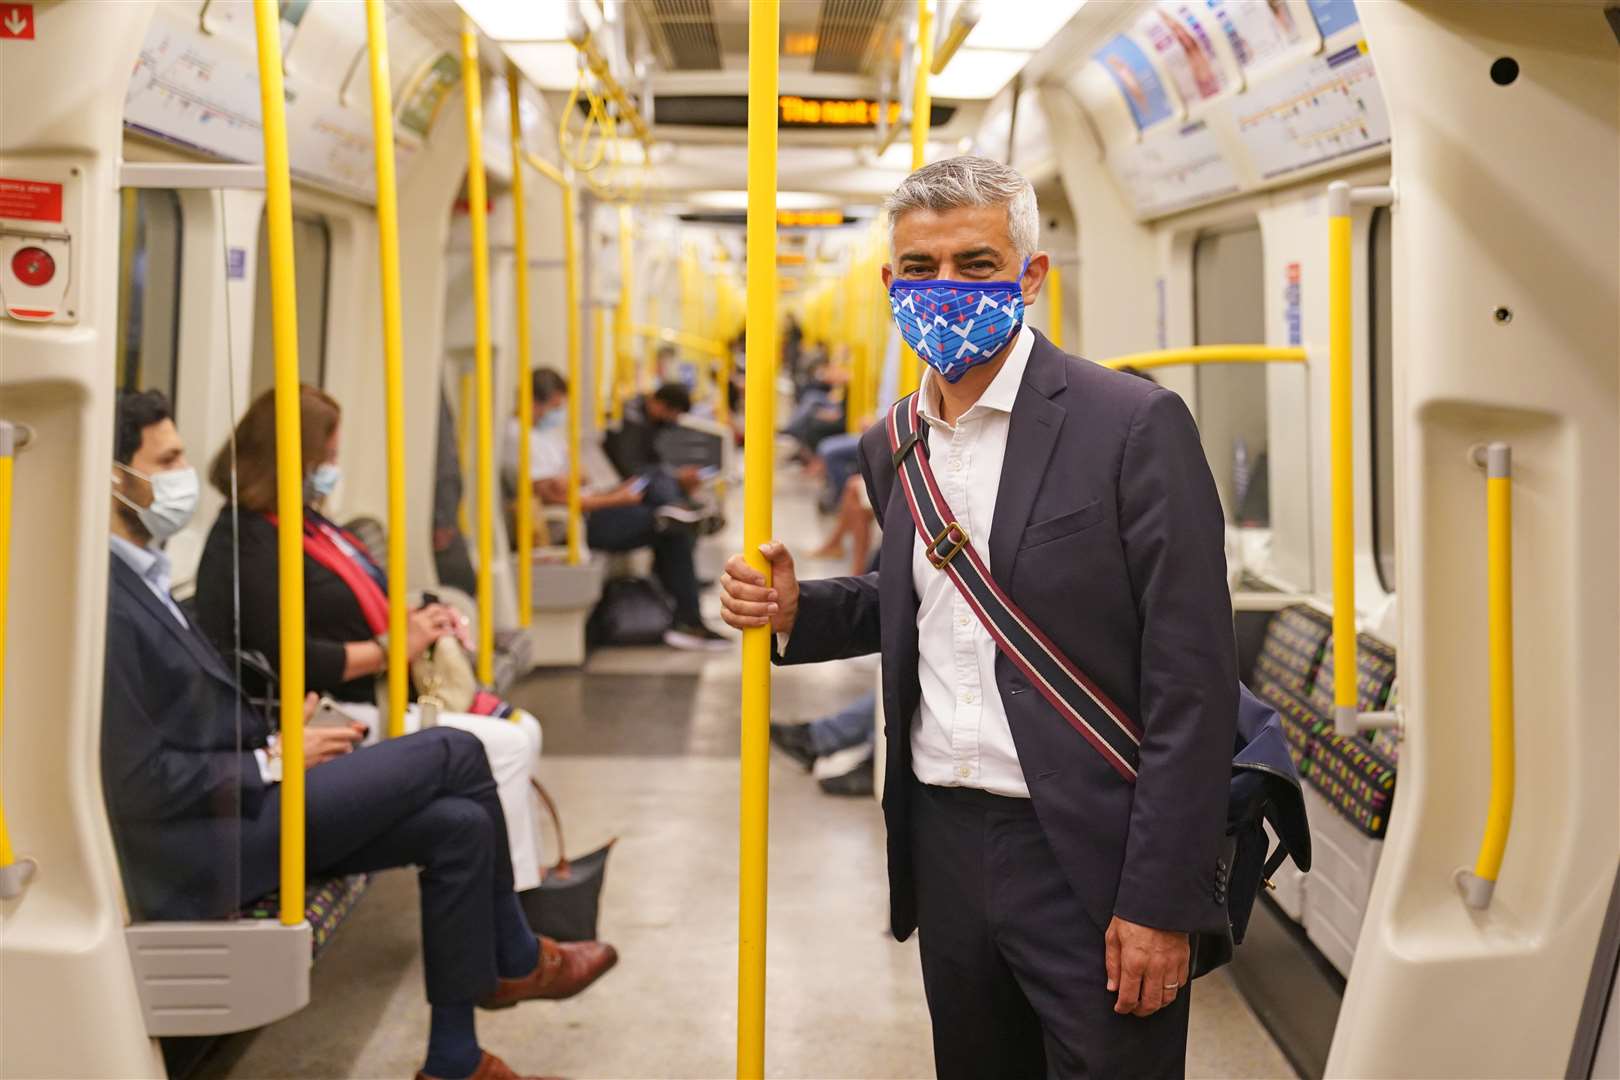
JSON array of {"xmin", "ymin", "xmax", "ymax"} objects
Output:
[{"xmin": 719, "ymin": 157, "xmax": 1238, "ymax": 1079}]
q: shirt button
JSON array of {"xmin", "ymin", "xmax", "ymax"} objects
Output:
[
  {"xmin": 963, "ymin": 692, "xmax": 976, "ymax": 704},
  {"xmin": 950, "ymin": 459, "xmax": 962, "ymax": 471},
  {"xmin": 957, "ymin": 766, "xmax": 972, "ymax": 779},
  {"xmin": 957, "ymin": 616, "xmax": 970, "ymax": 628}
]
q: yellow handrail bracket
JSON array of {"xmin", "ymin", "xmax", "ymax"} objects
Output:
[{"xmin": 252, "ymin": 0, "xmax": 308, "ymax": 924}]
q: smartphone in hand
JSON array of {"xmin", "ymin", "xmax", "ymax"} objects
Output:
[{"xmin": 309, "ymin": 696, "xmax": 358, "ymax": 729}]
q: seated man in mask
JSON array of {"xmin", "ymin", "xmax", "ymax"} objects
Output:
[{"xmin": 103, "ymin": 390, "xmax": 616, "ymax": 1080}]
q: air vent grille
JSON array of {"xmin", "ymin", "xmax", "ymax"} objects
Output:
[
  {"xmin": 643, "ymin": 0, "xmax": 723, "ymax": 71},
  {"xmin": 813, "ymin": 0, "xmax": 897, "ymax": 75}
]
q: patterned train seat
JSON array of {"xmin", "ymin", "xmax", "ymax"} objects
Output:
[
  {"xmin": 242, "ymin": 875, "xmax": 370, "ymax": 961},
  {"xmin": 1304, "ymin": 633, "xmax": 1400, "ymax": 837},
  {"xmin": 1247, "ymin": 605, "xmax": 1333, "ymax": 775}
]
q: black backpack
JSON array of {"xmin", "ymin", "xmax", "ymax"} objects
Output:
[{"xmin": 586, "ymin": 576, "xmax": 674, "ymax": 647}]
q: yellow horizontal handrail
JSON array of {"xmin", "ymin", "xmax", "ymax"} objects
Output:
[
  {"xmin": 523, "ymin": 149, "xmax": 567, "ymax": 189},
  {"xmin": 633, "ymin": 324, "xmax": 728, "ymax": 360},
  {"xmin": 1457, "ymin": 443, "xmax": 1515, "ymax": 910},
  {"xmin": 1097, "ymin": 345, "xmax": 1307, "ymax": 371},
  {"xmin": 573, "ymin": 32, "xmax": 653, "ymax": 148}
]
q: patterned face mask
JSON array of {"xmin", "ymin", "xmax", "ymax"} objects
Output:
[{"xmin": 888, "ymin": 258, "xmax": 1029, "ymax": 383}]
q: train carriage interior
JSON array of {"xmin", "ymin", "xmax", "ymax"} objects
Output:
[{"xmin": 0, "ymin": 0, "xmax": 1616, "ymax": 1078}]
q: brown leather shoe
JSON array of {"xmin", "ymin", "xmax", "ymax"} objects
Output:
[
  {"xmin": 414, "ymin": 1050, "xmax": 562, "ymax": 1080},
  {"xmin": 479, "ymin": 937, "xmax": 618, "ymax": 1009}
]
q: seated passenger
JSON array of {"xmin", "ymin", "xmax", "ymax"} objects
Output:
[
  {"xmin": 770, "ymin": 690, "xmax": 877, "ymax": 797},
  {"xmin": 104, "ymin": 390, "xmax": 614, "ymax": 1080},
  {"xmin": 602, "ymin": 380, "xmax": 708, "ymax": 498},
  {"xmin": 512, "ymin": 370, "xmax": 730, "ymax": 651},
  {"xmin": 193, "ymin": 386, "xmax": 547, "ymax": 892},
  {"xmin": 810, "ymin": 473, "xmax": 875, "ymax": 575}
]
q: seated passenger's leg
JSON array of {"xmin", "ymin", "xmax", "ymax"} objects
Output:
[
  {"xmin": 650, "ymin": 528, "xmax": 703, "ymax": 628},
  {"xmin": 809, "ymin": 692, "xmax": 877, "ymax": 758},
  {"xmin": 584, "ymin": 504, "xmax": 658, "ymax": 553},
  {"xmin": 434, "ymin": 713, "xmax": 543, "ymax": 891}
]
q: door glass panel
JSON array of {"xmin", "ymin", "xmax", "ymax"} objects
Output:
[
  {"xmin": 1370, "ymin": 207, "xmax": 1396, "ymax": 590},
  {"xmin": 116, "ymin": 189, "xmax": 183, "ymax": 407},
  {"xmin": 1193, "ymin": 224, "xmax": 1269, "ymax": 525},
  {"xmin": 251, "ymin": 211, "xmax": 330, "ymax": 392}
]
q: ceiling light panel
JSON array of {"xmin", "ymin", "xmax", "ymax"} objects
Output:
[
  {"xmin": 929, "ymin": 48, "xmax": 1030, "ymax": 100},
  {"xmin": 966, "ymin": 0, "xmax": 1086, "ymax": 51},
  {"xmin": 456, "ymin": 0, "xmax": 581, "ymax": 41}
]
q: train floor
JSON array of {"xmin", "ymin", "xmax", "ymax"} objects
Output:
[{"xmin": 195, "ymin": 461, "xmax": 1296, "ymax": 1079}]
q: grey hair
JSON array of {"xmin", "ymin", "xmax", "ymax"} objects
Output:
[{"xmin": 883, "ymin": 156, "xmax": 1040, "ymax": 259}]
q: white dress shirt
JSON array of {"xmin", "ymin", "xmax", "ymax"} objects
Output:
[
  {"xmin": 110, "ymin": 534, "xmax": 189, "ymax": 628},
  {"xmin": 909, "ymin": 324, "xmax": 1035, "ymax": 798}
]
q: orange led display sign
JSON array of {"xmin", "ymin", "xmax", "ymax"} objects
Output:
[
  {"xmin": 777, "ymin": 209, "xmax": 846, "ymax": 228},
  {"xmin": 778, "ymin": 95, "xmax": 902, "ymax": 127}
]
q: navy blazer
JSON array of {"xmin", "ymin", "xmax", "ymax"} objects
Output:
[
  {"xmin": 778, "ymin": 331, "xmax": 1238, "ymax": 939},
  {"xmin": 102, "ymin": 554, "xmax": 271, "ymax": 921}
]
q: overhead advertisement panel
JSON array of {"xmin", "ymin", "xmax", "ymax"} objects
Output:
[
  {"xmin": 1092, "ymin": 34, "xmax": 1174, "ymax": 131},
  {"xmin": 1106, "ymin": 120, "xmax": 1239, "ymax": 218},
  {"xmin": 1137, "ymin": 5, "xmax": 1229, "ymax": 109},
  {"xmin": 1305, "ymin": 0, "xmax": 1362, "ymax": 39},
  {"xmin": 1206, "ymin": 0, "xmax": 1307, "ymax": 73},
  {"xmin": 1233, "ymin": 42, "xmax": 1390, "ymax": 179}
]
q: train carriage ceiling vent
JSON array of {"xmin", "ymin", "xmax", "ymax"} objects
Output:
[
  {"xmin": 638, "ymin": 0, "xmax": 724, "ymax": 71},
  {"xmin": 813, "ymin": 0, "xmax": 902, "ymax": 75}
]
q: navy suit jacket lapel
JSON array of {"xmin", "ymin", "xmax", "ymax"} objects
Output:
[
  {"xmin": 989, "ymin": 330, "xmax": 1068, "ymax": 582},
  {"xmin": 109, "ymin": 555, "xmax": 239, "ymax": 693}
]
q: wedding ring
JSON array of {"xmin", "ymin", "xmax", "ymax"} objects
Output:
[{"xmin": 1163, "ymin": 982, "xmax": 1180, "ymax": 990}]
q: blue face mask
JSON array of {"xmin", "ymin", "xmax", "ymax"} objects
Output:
[
  {"xmin": 537, "ymin": 409, "xmax": 565, "ymax": 432},
  {"xmin": 308, "ymin": 462, "xmax": 342, "ymax": 500},
  {"xmin": 889, "ymin": 258, "xmax": 1029, "ymax": 383}
]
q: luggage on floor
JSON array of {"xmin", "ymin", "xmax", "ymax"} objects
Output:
[{"xmin": 586, "ymin": 575, "xmax": 673, "ymax": 646}]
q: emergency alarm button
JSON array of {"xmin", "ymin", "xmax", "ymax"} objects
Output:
[{"xmin": 11, "ymin": 246, "xmax": 53, "ymax": 287}]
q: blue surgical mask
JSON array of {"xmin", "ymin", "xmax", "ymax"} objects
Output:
[
  {"xmin": 308, "ymin": 462, "xmax": 342, "ymax": 500},
  {"xmin": 889, "ymin": 258, "xmax": 1029, "ymax": 383},
  {"xmin": 537, "ymin": 409, "xmax": 565, "ymax": 432},
  {"xmin": 114, "ymin": 463, "xmax": 199, "ymax": 542}
]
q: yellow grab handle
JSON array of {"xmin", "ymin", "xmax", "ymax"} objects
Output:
[
  {"xmin": 738, "ymin": 3, "xmax": 779, "ymax": 1076},
  {"xmin": 1046, "ymin": 263, "xmax": 1063, "ymax": 350},
  {"xmin": 364, "ymin": 0, "xmax": 410, "ymax": 739},
  {"xmin": 461, "ymin": 18, "xmax": 496, "ymax": 684},
  {"xmin": 252, "ymin": 0, "xmax": 308, "ymax": 925},
  {"xmin": 0, "ymin": 427, "xmax": 15, "ymax": 870},
  {"xmin": 1458, "ymin": 444, "xmax": 1515, "ymax": 910}
]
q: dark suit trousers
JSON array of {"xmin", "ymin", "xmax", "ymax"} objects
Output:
[
  {"xmin": 910, "ymin": 782, "xmax": 1190, "ymax": 1080},
  {"xmin": 241, "ymin": 728, "xmax": 514, "ymax": 1006}
]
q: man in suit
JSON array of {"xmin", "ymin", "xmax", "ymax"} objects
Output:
[
  {"xmin": 103, "ymin": 390, "xmax": 615, "ymax": 1080},
  {"xmin": 720, "ymin": 157, "xmax": 1237, "ymax": 1078}
]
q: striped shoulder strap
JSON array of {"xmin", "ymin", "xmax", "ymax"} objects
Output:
[{"xmin": 886, "ymin": 393, "xmax": 1143, "ymax": 782}]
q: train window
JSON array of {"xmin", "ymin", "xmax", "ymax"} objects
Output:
[
  {"xmin": 1370, "ymin": 206, "xmax": 1396, "ymax": 590},
  {"xmin": 251, "ymin": 211, "xmax": 331, "ymax": 393},
  {"xmin": 115, "ymin": 189, "xmax": 183, "ymax": 406},
  {"xmin": 1192, "ymin": 224, "xmax": 1269, "ymax": 526}
]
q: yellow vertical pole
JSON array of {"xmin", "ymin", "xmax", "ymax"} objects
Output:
[
  {"xmin": 897, "ymin": 0, "xmax": 933, "ymax": 398},
  {"xmin": 508, "ymin": 67, "xmax": 534, "ymax": 627},
  {"xmin": 1327, "ymin": 185, "xmax": 1356, "ymax": 732},
  {"xmin": 592, "ymin": 304, "xmax": 608, "ymax": 431},
  {"xmin": 562, "ymin": 182, "xmax": 585, "ymax": 566},
  {"xmin": 738, "ymin": 2, "xmax": 778, "ymax": 1075},
  {"xmin": 252, "ymin": 0, "xmax": 307, "ymax": 925},
  {"xmin": 364, "ymin": 0, "xmax": 410, "ymax": 738},
  {"xmin": 1046, "ymin": 263, "xmax": 1063, "ymax": 350},
  {"xmin": 614, "ymin": 204, "xmax": 634, "ymax": 422},
  {"xmin": 645, "ymin": 294, "xmax": 662, "ymax": 391},
  {"xmin": 0, "ymin": 425, "xmax": 15, "ymax": 871},
  {"xmin": 461, "ymin": 18, "xmax": 496, "ymax": 684}
]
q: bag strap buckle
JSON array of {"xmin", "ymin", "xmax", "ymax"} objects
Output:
[{"xmin": 925, "ymin": 521, "xmax": 970, "ymax": 570}]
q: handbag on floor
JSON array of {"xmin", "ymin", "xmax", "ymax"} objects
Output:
[
  {"xmin": 518, "ymin": 779, "xmax": 616, "ymax": 942},
  {"xmin": 587, "ymin": 575, "xmax": 674, "ymax": 646}
]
